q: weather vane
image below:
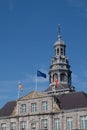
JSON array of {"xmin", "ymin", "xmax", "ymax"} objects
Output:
[{"xmin": 57, "ymin": 24, "xmax": 61, "ymax": 40}]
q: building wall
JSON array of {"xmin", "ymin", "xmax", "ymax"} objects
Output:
[{"xmin": 0, "ymin": 94, "xmax": 87, "ymax": 130}]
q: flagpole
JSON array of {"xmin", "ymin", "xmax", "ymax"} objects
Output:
[
  {"xmin": 35, "ymin": 70, "xmax": 37, "ymax": 91},
  {"xmin": 18, "ymin": 88, "xmax": 20, "ymax": 99}
]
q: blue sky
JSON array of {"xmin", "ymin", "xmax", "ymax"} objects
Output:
[{"xmin": 0, "ymin": 0, "xmax": 87, "ymax": 108}]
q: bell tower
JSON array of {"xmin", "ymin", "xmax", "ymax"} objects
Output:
[{"xmin": 46, "ymin": 25, "xmax": 75, "ymax": 93}]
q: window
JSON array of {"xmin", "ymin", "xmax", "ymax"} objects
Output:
[
  {"xmin": 31, "ymin": 103, "xmax": 37, "ymax": 112},
  {"xmin": 80, "ymin": 115, "xmax": 87, "ymax": 129},
  {"xmin": 1, "ymin": 123, "xmax": 6, "ymax": 130},
  {"xmin": 60, "ymin": 73, "xmax": 66, "ymax": 82},
  {"xmin": 42, "ymin": 101, "xmax": 48, "ymax": 111},
  {"xmin": 20, "ymin": 104, "xmax": 26, "ymax": 113},
  {"xmin": 11, "ymin": 122, "xmax": 16, "ymax": 130},
  {"xmin": 53, "ymin": 74, "xmax": 58, "ymax": 82},
  {"xmin": 61, "ymin": 48, "xmax": 63, "ymax": 55},
  {"xmin": 57, "ymin": 48, "xmax": 59, "ymax": 55},
  {"xmin": 55, "ymin": 49, "xmax": 56, "ymax": 55},
  {"xmin": 49, "ymin": 75, "xmax": 51, "ymax": 83},
  {"xmin": 68, "ymin": 75, "xmax": 71, "ymax": 85},
  {"xmin": 66, "ymin": 117, "xmax": 73, "ymax": 130},
  {"xmin": 20, "ymin": 121, "xmax": 26, "ymax": 130},
  {"xmin": 54, "ymin": 118, "xmax": 60, "ymax": 130},
  {"xmin": 41, "ymin": 119, "xmax": 48, "ymax": 130}
]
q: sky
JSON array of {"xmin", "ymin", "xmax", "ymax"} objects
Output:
[{"xmin": 0, "ymin": 0, "xmax": 87, "ymax": 108}]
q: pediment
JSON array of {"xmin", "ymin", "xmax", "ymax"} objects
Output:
[{"xmin": 19, "ymin": 91, "xmax": 45, "ymax": 100}]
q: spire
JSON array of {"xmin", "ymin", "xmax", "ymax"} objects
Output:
[
  {"xmin": 47, "ymin": 25, "xmax": 75, "ymax": 94},
  {"xmin": 58, "ymin": 24, "xmax": 62, "ymax": 40}
]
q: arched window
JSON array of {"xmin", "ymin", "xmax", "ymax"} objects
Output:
[
  {"xmin": 68, "ymin": 74, "xmax": 71, "ymax": 84},
  {"xmin": 60, "ymin": 73, "xmax": 66, "ymax": 82},
  {"xmin": 57, "ymin": 48, "xmax": 59, "ymax": 55},
  {"xmin": 49, "ymin": 75, "xmax": 51, "ymax": 83},
  {"xmin": 53, "ymin": 74, "xmax": 58, "ymax": 82},
  {"xmin": 61, "ymin": 48, "xmax": 63, "ymax": 55},
  {"xmin": 55, "ymin": 49, "xmax": 56, "ymax": 55}
]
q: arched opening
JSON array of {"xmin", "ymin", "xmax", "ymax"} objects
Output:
[
  {"xmin": 60, "ymin": 73, "xmax": 67, "ymax": 82},
  {"xmin": 53, "ymin": 73, "xmax": 58, "ymax": 82},
  {"xmin": 61, "ymin": 48, "xmax": 63, "ymax": 55},
  {"xmin": 68, "ymin": 74, "xmax": 71, "ymax": 85},
  {"xmin": 49, "ymin": 75, "xmax": 51, "ymax": 83},
  {"xmin": 57, "ymin": 48, "xmax": 59, "ymax": 55}
]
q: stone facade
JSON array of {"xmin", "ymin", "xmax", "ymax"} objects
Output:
[{"xmin": 0, "ymin": 91, "xmax": 87, "ymax": 130}]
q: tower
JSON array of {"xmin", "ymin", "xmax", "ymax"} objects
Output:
[{"xmin": 45, "ymin": 25, "xmax": 75, "ymax": 93}]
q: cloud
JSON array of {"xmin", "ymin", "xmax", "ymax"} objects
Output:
[
  {"xmin": 0, "ymin": 95, "xmax": 8, "ymax": 99},
  {"xmin": 72, "ymin": 73, "xmax": 79, "ymax": 84},
  {"xmin": 0, "ymin": 69, "xmax": 49, "ymax": 107},
  {"xmin": 0, "ymin": 80, "xmax": 16, "ymax": 86},
  {"xmin": 19, "ymin": 70, "xmax": 49, "ymax": 92},
  {"xmin": 23, "ymin": 69, "xmax": 49, "ymax": 83},
  {"xmin": 81, "ymin": 8, "xmax": 87, "ymax": 17},
  {"xmin": 72, "ymin": 71, "xmax": 87, "ymax": 92},
  {"xmin": 80, "ymin": 69, "xmax": 87, "ymax": 81},
  {"xmin": 82, "ymin": 70, "xmax": 87, "ymax": 78},
  {"xmin": 0, "ymin": 69, "xmax": 48, "ymax": 92},
  {"xmin": 67, "ymin": 0, "xmax": 84, "ymax": 7},
  {"xmin": 66, "ymin": 0, "xmax": 87, "ymax": 17}
]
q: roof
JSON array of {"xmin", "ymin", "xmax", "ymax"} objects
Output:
[
  {"xmin": 0, "ymin": 91, "xmax": 87, "ymax": 117},
  {"xmin": 0, "ymin": 101, "xmax": 16, "ymax": 117},
  {"xmin": 54, "ymin": 38, "xmax": 66, "ymax": 47},
  {"xmin": 44, "ymin": 83, "xmax": 75, "ymax": 92},
  {"xmin": 55, "ymin": 91, "xmax": 87, "ymax": 110}
]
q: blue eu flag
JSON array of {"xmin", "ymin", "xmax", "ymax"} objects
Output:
[{"xmin": 37, "ymin": 70, "xmax": 46, "ymax": 78}]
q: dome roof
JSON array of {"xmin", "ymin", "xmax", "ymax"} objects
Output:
[
  {"xmin": 54, "ymin": 38, "xmax": 65, "ymax": 46},
  {"xmin": 54, "ymin": 33, "xmax": 66, "ymax": 47}
]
